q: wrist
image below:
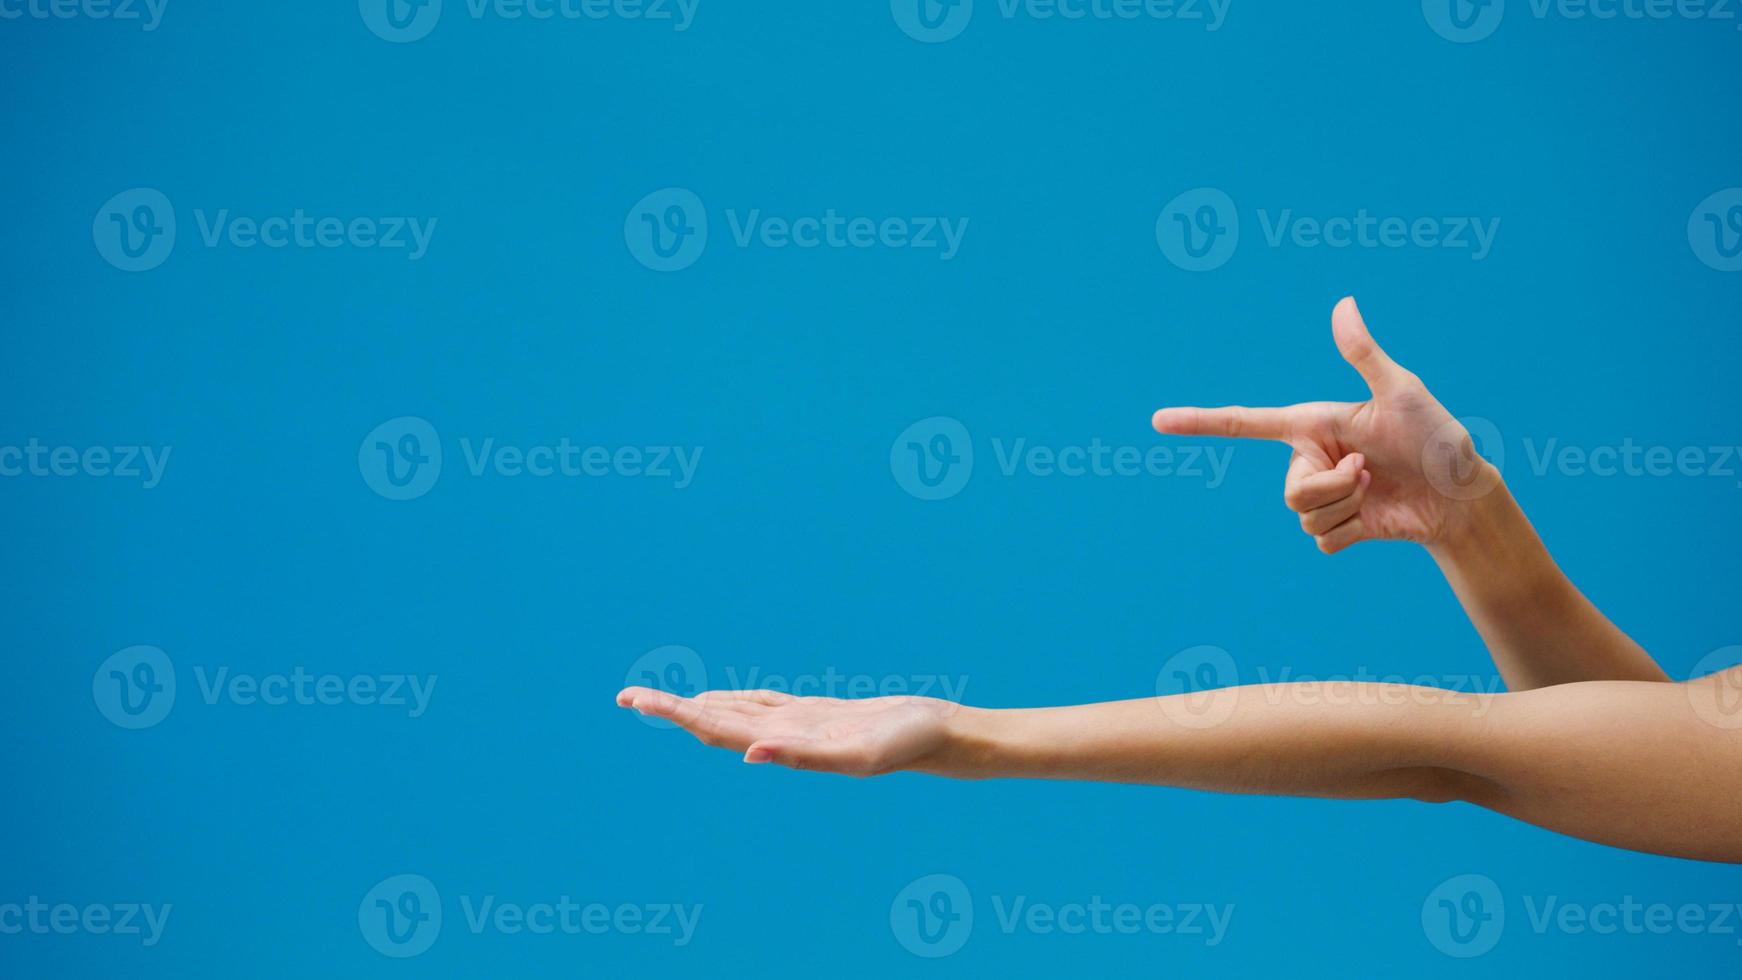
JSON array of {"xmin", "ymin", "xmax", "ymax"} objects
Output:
[
  {"xmin": 915, "ymin": 705, "xmax": 1008, "ymax": 780},
  {"xmin": 1426, "ymin": 461, "xmax": 1516, "ymax": 562},
  {"xmin": 1426, "ymin": 469, "xmax": 1564, "ymax": 599}
]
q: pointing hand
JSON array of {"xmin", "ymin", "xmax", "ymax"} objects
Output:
[{"xmin": 1152, "ymin": 297, "xmax": 1497, "ymax": 553}]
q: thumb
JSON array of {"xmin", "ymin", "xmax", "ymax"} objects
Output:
[{"xmin": 1332, "ymin": 296, "xmax": 1410, "ymax": 395}]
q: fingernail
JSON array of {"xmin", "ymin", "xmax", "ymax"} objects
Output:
[
  {"xmin": 1359, "ymin": 470, "xmax": 1372, "ymax": 488},
  {"xmin": 744, "ymin": 748, "xmax": 772, "ymax": 764}
]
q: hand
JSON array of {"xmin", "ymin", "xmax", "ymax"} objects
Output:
[
  {"xmin": 615, "ymin": 686, "xmax": 960, "ymax": 777},
  {"xmin": 1151, "ymin": 297, "xmax": 1498, "ymax": 553}
]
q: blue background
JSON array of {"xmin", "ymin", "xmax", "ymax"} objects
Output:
[{"xmin": 3, "ymin": 0, "xmax": 1740, "ymax": 975}]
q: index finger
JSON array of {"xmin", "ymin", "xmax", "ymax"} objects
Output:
[{"xmin": 1151, "ymin": 405, "xmax": 1298, "ymax": 443}]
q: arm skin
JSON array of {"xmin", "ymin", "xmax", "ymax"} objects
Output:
[
  {"xmin": 1425, "ymin": 470, "xmax": 1665, "ymax": 688},
  {"xmin": 1151, "ymin": 297, "xmax": 1668, "ymax": 691},
  {"xmin": 618, "ymin": 675, "xmax": 1742, "ymax": 864}
]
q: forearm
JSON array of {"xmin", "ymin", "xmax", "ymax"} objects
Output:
[
  {"xmin": 922, "ymin": 684, "xmax": 1490, "ymax": 802},
  {"xmin": 919, "ymin": 679, "xmax": 1742, "ymax": 863},
  {"xmin": 1428, "ymin": 466, "xmax": 1667, "ymax": 689}
]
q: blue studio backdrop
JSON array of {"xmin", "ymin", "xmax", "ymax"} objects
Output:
[{"xmin": 3, "ymin": 1, "xmax": 1741, "ymax": 975}]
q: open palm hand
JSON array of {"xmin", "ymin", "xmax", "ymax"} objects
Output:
[{"xmin": 616, "ymin": 686, "xmax": 959, "ymax": 777}]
